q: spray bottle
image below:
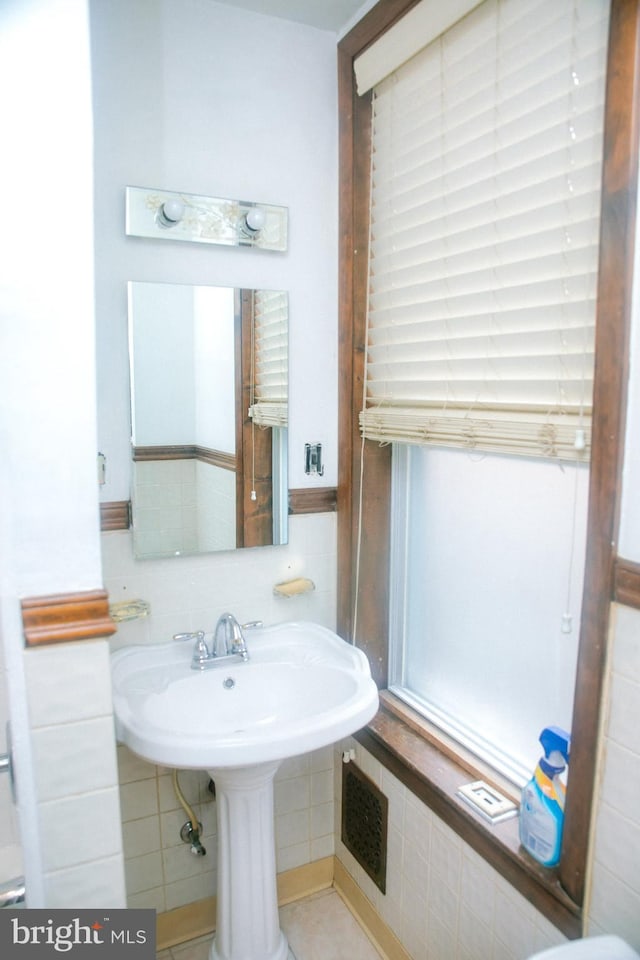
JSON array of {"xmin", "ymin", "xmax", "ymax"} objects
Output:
[{"xmin": 519, "ymin": 725, "xmax": 571, "ymax": 867}]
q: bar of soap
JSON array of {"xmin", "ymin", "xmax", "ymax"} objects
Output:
[
  {"xmin": 273, "ymin": 577, "xmax": 315, "ymax": 597},
  {"xmin": 109, "ymin": 599, "xmax": 150, "ymax": 622}
]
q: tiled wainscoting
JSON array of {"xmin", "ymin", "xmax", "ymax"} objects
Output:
[
  {"xmin": 334, "ymin": 740, "xmax": 569, "ymax": 960},
  {"xmin": 587, "ymin": 603, "xmax": 640, "ymax": 942},
  {"xmin": 118, "ymin": 743, "xmax": 334, "ymax": 912}
]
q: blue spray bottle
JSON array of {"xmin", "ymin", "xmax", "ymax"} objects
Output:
[{"xmin": 519, "ymin": 726, "xmax": 571, "ymax": 867}]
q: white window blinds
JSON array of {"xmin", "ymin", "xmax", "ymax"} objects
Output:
[
  {"xmin": 360, "ymin": 0, "xmax": 609, "ymax": 461},
  {"xmin": 249, "ymin": 288, "xmax": 288, "ymax": 428}
]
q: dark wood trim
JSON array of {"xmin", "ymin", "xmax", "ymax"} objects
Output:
[
  {"xmin": 21, "ymin": 590, "xmax": 116, "ymax": 646},
  {"xmin": 238, "ymin": 289, "xmax": 274, "ymax": 547},
  {"xmin": 288, "ymin": 487, "xmax": 337, "ymax": 515},
  {"xmin": 338, "ymin": 0, "xmax": 639, "ymax": 925},
  {"xmin": 132, "ymin": 445, "xmax": 236, "ymax": 470},
  {"xmin": 560, "ymin": 0, "xmax": 640, "ymax": 908},
  {"xmin": 338, "ymin": 0, "xmax": 422, "ymax": 58},
  {"xmin": 100, "ymin": 500, "xmax": 130, "ymax": 531},
  {"xmin": 133, "ymin": 444, "xmax": 197, "ymax": 461},
  {"xmin": 613, "ymin": 557, "xmax": 640, "ymax": 610},
  {"xmin": 356, "ymin": 704, "xmax": 581, "ymax": 940},
  {"xmin": 194, "ymin": 447, "xmax": 236, "ymax": 470},
  {"xmin": 235, "ymin": 289, "xmax": 245, "ymax": 547}
]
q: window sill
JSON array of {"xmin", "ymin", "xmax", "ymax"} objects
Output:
[{"xmin": 354, "ymin": 691, "xmax": 582, "ymax": 940}]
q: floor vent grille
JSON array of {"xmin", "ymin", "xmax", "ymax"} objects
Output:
[{"xmin": 341, "ymin": 761, "xmax": 388, "ymax": 893}]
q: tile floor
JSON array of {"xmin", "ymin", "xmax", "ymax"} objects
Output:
[{"xmin": 158, "ymin": 888, "xmax": 384, "ymax": 960}]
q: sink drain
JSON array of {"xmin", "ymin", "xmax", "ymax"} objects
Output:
[{"xmin": 223, "ymin": 677, "xmax": 235, "ymax": 689}]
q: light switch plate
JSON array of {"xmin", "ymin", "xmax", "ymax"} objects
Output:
[{"xmin": 457, "ymin": 779, "xmax": 519, "ymax": 824}]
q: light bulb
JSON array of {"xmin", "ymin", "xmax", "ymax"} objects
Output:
[
  {"xmin": 157, "ymin": 198, "xmax": 185, "ymax": 227},
  {"xmin": 244, "ymin": 207, "xmax": 266, "ymax": 232}
]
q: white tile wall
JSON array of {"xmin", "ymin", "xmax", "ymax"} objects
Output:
[
  {"xmin": 587, "ymin": 604, "xmax": 640, "ymax": 950},
  {"xmin": 334, "ymin": 740, "xmax": 568, "ymax": 960},
  {"xmin": 22, "ymin": 640, "xmax": 127, "ymax": 907},
  {"xmin": 102, "ymin": 513, "xmax": 337, "ymax": 652},
  {"xmin": 117, "ymin": 743, "xmax": 334, "ymax": 910},
  {"xmin": 133, "ymin": 461, "xmax": 199, "ymax": 558}
]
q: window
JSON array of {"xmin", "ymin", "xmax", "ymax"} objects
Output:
[
  {"xmin": 389, "ymin": 444, "xmax": 589, "ymax": 784},
  {"xmin": 360, "ymin": 0, "xmax": 610, "ymax": 784},
  {"xmin": 338, "ymin": 0, "xmax": 639, "ymax": 918}
]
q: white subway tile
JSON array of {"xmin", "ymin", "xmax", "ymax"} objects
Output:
[
  {"xmin": 607, "ymin": 673, "xmax": 640, "ymax": 749},
  {"xmin": 165, "ymin": 872, "xmax": 216, "ymax": 911},
  {"xmin": 127, "ymin": 886, "xmax": 166, "ymax": 912},
  {"xmin": 458, "ymin": 909, "xmax": 493, "ymax": 960},
  {"xmin": 275, "ymin": 776, "xmax": 310, "ymax": 816},
  {"xmin": 122, "ymin": 815, "xmax": 161, "ymax": 859},
  {"xmin": 39, "ymin": 788, "xmax": 123, "ymax": 873},
  {"xmin": 588, "ymin": 864, "xmax": 640, "ymax": 946},
  {"xmin": 276, "ymin": 840, "xmax": 310, "ymax": 873},
  {"xmin": 593, "ymin": 800, "xmax": 640, "ymax": 895},
  {"xmin": 125, "ymin": 851, "xmax": 163, "ymax": 896},
  {"xmin": 493, "ymin": 883, "xmax": 537, "ymax": 960},
  {"xmin": 162, "ymin": 842, "xmax": 213, "ymax": 885},
  {"xmin": 25, "ymin": 642, "xmax": 112, "ymax": 727},
  {"xmin": 611, "ymin": 605, "xmax": 640, "ymax": 683},
  {"xmin": 460, "ymin": 849, "xmax": 496, "ymax": 924},
  {"xmin": 310, "ymin": 802, "xmax": 333, "ymax": 840},
  {"xmin": 276, "ymin": 754, "xmax": 311, "ymax": 781},
  {"xmin": 310, "ymin": 769, "xmax": 333, "ymax": 806},
  {"xmin": 119, "ymin": 778, "xmax": 158, "ymax": 822},
  {"xmin": 117, "ymin": 745, "xmax": 157, "ymax": 784},
  {"xmin": 310, "ymin": 835, "xmax": 334, "ymax": 861},
  {"xmin": 44, "ymin": 855, "xmax": 127, "ymax": 908},
  {"xmin": 430, "ymin": 819, "xmax": 461, "ymax": 894},
  {"xmin": 427, "ymin": 911, "xmax": 456, "ymax": 960},
  {"xmin": 275, "ymin": 809, "xmax": 309, "ymax": 849},
  {"xmin": 32, "ymin": 717, "xmax": 118, "ymax": 801}
]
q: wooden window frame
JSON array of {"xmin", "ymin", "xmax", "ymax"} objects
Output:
[{"xmin": 337, "ymin": 0, "xmax": 640, "ymax": 934}]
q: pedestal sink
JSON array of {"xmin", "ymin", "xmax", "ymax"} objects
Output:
[{"xmin": 111, "ymin": 621, "xmax": 379, "ymax": 960}]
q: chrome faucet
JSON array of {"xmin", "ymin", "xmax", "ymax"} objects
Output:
[
  {"xmin": 213, "ymin": 612, "xmax": 249, "ymax": 662},
  {"xmin": 174, "ymin": 614, "xmax": 258, "ymax": 670}
]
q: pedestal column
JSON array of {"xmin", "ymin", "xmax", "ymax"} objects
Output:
[{"xmin": 208, "ymin": 761, "xmax": 289, "ymax": 960}]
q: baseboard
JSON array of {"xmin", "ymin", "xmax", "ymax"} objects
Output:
[
  {"xmin": 333, "ymin": 857, "xmax": 412, "ymax": 960},
  {"xmin": 157, "ymin": 855, "xmax": 406, "ymax": 958},
  {"xmin": 156, "ymin": 856, "xmax": 334, "ymax": 951}
]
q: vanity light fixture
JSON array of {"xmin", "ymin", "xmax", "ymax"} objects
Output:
[
  {"xmin": 156, "ymin": 197, "xmax": 185, "ymax": 228},
  {"xmin": 125, "ymin": 186, "xmax": 288, "ymax": 251}
]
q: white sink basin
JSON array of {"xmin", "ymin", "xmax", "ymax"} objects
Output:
[{"xmin": 111, "ymin": 621, "xmax": 379, "ymax": 768}]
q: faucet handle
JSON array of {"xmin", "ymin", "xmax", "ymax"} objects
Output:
[
  {"xmin": 192, "ymin": 631, "xmax": 209, "ymax": 659},
  {"xmin": 173, "ymin": 631, "xmax": 209, "ymax": 662},
  {"xmin": 241, "ymin": 620, "xmax": 263, "ymax": 630}
]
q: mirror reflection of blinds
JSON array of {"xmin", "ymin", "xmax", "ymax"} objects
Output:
[
  {"xmin": 249, "ymin": 289, "xmax": 288, "ymax": 428},
  {"xmin": 360, "ymin": 0, "xmax": 609, "ymax": 461}
]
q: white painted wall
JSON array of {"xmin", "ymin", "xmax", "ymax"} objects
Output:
[
  {"xmin": 0, "ymin": 0, "xmax": 125, "ymax": 908},
  {"xmin": 92, "ymin": 0, "xmax": 339, "ymax": 501}
]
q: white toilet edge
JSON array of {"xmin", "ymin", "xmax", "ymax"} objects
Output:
[{"xmin": 528, "ymin": 935, "xmax": 640, "ymax": 959}]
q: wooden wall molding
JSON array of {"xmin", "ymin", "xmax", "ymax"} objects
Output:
[
  {"xmin": 21, "ymin": 589, "xmax": 115, "ymax": 647},
  {"xmin": 100, "ymin": 500, "xmax": 130, "ymax": 531},
  {"xmin": 99, "ymin": 487, "xmax": 338, "ymax": 532},
  {"xmin": 613, "ymin": 556, "xmax": 640, "ymax": 610},
  {"xmin": 288, "ymin": 487, "xmax": 337, "ymax": 514},
  {"xmin": 132, "ymin": 445, "xmax": 236, "ymax": 470}
]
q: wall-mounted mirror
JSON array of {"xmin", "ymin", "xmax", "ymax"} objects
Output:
[{"xmin": 128, "ymin": 281, "xmax": 288, "ymax": 559}]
